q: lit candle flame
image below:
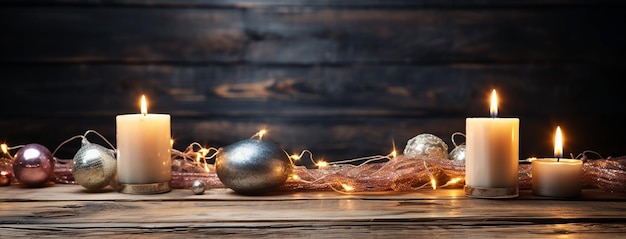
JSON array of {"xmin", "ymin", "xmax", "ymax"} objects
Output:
[
  {"xmin": 554, "ymin": 126, "xmax": 563, "ymax": 158},
  {"xmin": 490, "ymin": 89, "xmax": 498, "ymax": 118},
  {"xmin": 140, "ymin": 95, "xmax": 148, "ymax": 115}
]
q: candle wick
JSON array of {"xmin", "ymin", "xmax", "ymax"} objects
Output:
[{"xmin": 557, "ymin": 157, "xmax": 560, "ymax": 162}]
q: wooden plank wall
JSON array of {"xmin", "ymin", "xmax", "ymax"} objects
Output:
[{"xmin": 0, "ymin": 0, "xmax": 625, "ymax": 163}]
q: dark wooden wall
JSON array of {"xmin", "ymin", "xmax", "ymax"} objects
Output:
[{"xmin": 1, "ymin": 0, "xmax": 625, "ymax": 162}]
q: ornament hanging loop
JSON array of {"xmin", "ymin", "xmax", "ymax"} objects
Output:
[
  {"xmin": 574, "ymin": 150, "xmax": 604, "ymax": 162},
  {"xmin": 52, "ymin": 129, "xmax": 116, "ymax": 158},
  {"xmin": 451, "ymin": 132, "xmax": 466, "ymax": 148}
]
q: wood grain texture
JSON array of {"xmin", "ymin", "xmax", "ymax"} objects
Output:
[
  {"xmin": 1, "ymin": 6, "xmax": 624, "ymax": 64},
  {"xmin": 1, "ymin": 64, "xmax": 622, "ymax": 116},
  {"xmin": 0, "ymin": 1, "xmax": 624, "ymax": 161},
  {"xmin": 0, "ymin": 8, "xmax": 245, "ymax": 62},
  {"xmin": 1, "ymin": 186, "xmax": 626, "ymax": 238},
  {"xmin": 1, "ymin": 63, "xmax": 624, "ymax": 161},
  {"xmin": 244, "ymin": 8, "xmax": 625, "ymax": 64}
]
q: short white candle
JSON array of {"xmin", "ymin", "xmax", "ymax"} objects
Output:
[
  {"xmin": 531, "ymin": 126, "xmax": 583, "ymax": 198},
  {"xmin": 116, "ymin": 95, "xmax": 172, "ymax": 194},
  {"xmin": 465, "ymin": 89, "xmax": 519, "ymax": 198}
]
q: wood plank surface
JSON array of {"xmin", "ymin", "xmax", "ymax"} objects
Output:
[
  {"xmin": 1, "ymin": 63, "xmax": 624, "ymax": 161},
  {"xmin": 1, "ymin": 1, "xmax": 625, "ymax": 163},
  {"xmin": 0, "ymin": 7, "xmax": 245, "ymax": 63},
  {"xmin": 3, "ymin": 64, "xmax": 623, "ymax": 116},
  {"xmin": 1, "ymin": 6, "xmax": 623, "ymax": 64},
  {"xmin": 1, "ymin": 185, "xmax": 626, "ymax": 238}
]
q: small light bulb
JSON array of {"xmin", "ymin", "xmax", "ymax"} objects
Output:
[
  {"xmin": 341, "ymin": 183, "xmax": 354, "ymax": 192},
  {"xmin": 316, "ymin": 161, "xmax": 329, "ymax": 168}
]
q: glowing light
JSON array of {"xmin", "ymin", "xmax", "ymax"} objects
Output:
[
  {"xmin": 554, "ymin": 126, "xmax": 563, "ymax": 158},
  {"xmin": 140, "ymin": 95, "xmax": 148, "ymax": 115},
  {"xmin": 170, "ymin": 142, "xmax": 219, "ymax": 174},
  {"xmin": 341, "ymin": 183, "xmax": 355, "ymax": 192},
  {"xmin": 490, "ymin": 89, "xmax": 498, "ymax": 118},
  {"xmin": 1, "ymin": 144, "xmax": 8, "ymax": 155},
  {"xmin": 430, "ymin": 178, "xmax": 437, "ymax": 190},
  {"xmin": 291, "ymin": 175, "xmax": 300, "ymax": 182},
  {"xmin": 447, "ymin": 177, "xmax": 462, "ymax": 185},
  {"xmin": 258, "ymin": 129, "xmax": 267, "ymax": 140},
  {"xmin": 390, "ymin": 139, "xmax": 397, "ymax": 159},
  {"xmin": 251, "ymin": 129, "xmax": 268, "ymax": 140},
  {"xmin": 290, "ymin": 154, "xmax": 301, "ymax": 161},
  {"xmin": 316, "ymin": 161, "xmax": 329, "ymax": 168}
]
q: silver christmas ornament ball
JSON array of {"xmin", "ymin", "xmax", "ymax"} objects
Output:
[
  {"xmin": 403, "ymin": 133, "xmax": 449, "ymax": 159},
  {"xmin": 215, "ymin": 138, "xmax": 293, "ymax": 195},
  {"xmin": 72, "ymin": 139, "xmax": 117, "ymax": 190},
  {"xmin": 191, "ymin": 180, "xmax": 206, "ymax": 195},
  {"xmin": 13, "ymin": 143, "xmax": 55, "ymax": 187},
  {"xmin": 449, "ymin": 144, "xmax": 466, "ymax": 162}
]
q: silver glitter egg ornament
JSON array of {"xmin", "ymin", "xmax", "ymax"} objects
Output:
[
  {"xmin": 72, "ymin": 139, "xmax": 117, "ymax": 190},
  {"xmin": 403, "ymin": 133, "xmax": 449, "ymax": 159},
  {"xmin": 449, "ymin": 144, "xmax": 466, "ymax": 162},
  {"xmin": 215, "ymin": 138, "xmax": 293, "ymax": 195},
  {"xmin": 13, "ymin": 143, "xmax": 55, "ymax": 187}
]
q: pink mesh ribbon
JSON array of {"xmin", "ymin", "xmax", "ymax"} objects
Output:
[{"xmin": 53, "ymin": 154, "xmax": 626, "ymax": 193}]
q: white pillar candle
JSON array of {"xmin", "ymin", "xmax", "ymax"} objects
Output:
[
  {"xmin": 531, "ymin": 158, "xmax": 582, "ymax": 197},
  {"xmin": 465, "ymin": 89, "xmax": 519, "ymax": 198},
  {"xmin": 531, "ymin": 126, "xmax": 583, "ymax": 197},
  {"xmin": 116, "ymin": 95, "xmax": 172, "ymax": 194}
]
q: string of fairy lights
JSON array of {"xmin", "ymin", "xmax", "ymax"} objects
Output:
[{"xmin": 0, "ymin": 128, "xmax": 614, "ymax": 195}]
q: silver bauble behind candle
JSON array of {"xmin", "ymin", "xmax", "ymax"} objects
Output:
[
  {"xmin": 403, "ymin": 133, "xmax": 449, "ymax": 159},
  {"xmin": 215, "ymin": 138, "xmax": 293, "ymax": 195},
  {"xmin": 449, "ymin": 144, "xmax": 466, "ymax": 162},
  {"xmin": 72, "ymin": 139, "xmax": 117, "ymax": 190},
  {"xmin": 13, "ymin": 143, "xmax": 55, "ymax": 187}
]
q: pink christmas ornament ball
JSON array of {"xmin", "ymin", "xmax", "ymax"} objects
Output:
[{"xmin": 12, "ymin": 143, "xmax": 55, "ymax": 187}]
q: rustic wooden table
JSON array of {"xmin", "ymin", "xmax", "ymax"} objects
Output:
[{"xmin": 1, "ymin": 185, "xmax": 625, "ymax": 238}]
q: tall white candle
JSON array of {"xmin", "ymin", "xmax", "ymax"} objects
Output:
[
  {"xmin": 116, "ymin": 95, "xmax": 172, "ymax": 194},
  {"xmin": 465, "ymin": 89, "xmax": 519, "ymax": 198},
  {"xmin": 531, "ymin": 126, "xmax": 583, "ymax": 197}
]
